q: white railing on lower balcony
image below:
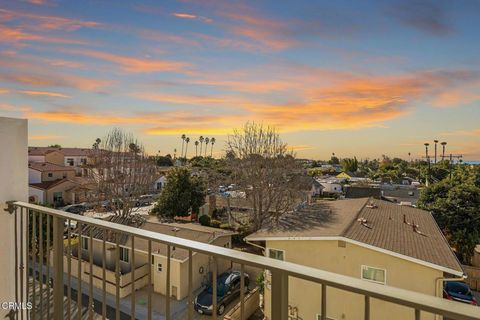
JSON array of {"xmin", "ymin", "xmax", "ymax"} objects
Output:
[{"xmin": 5, "ymin": 201, "xmax": 480, "ymax": 320}]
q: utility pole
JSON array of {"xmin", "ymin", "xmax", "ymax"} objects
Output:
[{"xmin": 448, "ymin": 154, "xmax": 463, "ymax": 180}]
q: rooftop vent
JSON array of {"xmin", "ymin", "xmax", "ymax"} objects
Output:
[
  {"xmin": 366, "ymin": 202, "xmax": 378, "ymax": 209},
  {"xmin": 357, "ymin": 217, "xmax": 372, "ymax": 229}
]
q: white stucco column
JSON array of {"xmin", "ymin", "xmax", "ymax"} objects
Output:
[{"xmin": 0, "ymin": 117, "xmax": 28, "ymax": 317}]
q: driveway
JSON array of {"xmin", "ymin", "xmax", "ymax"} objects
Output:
[{"xmin": 132, "ymin": 285, "xmax": 255, "ymax": 320}]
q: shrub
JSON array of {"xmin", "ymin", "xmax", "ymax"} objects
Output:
[
  {"xmin": 210, "ymin": 219, "xmax": 221, "ymax": 228},
  {"xmin": 199, "ymin": 215, "xmax": 211, "ymax": 226}
]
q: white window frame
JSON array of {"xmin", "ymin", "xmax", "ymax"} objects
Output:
[
  {"xmin": 157, "ymin": 263, "xmax": 163, "ymax": 272},
  {"xmin": 267, "ymin": 248, "xmax": 285, "ymax": 261},
  {"xmin": 120, "ymin": 247, "xmax": 130, "ymax": 263},
  {"xmin": 361, "ymin": 265, "xmax": 386, "ymax": 284}
]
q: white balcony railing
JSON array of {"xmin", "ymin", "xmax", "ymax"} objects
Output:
[{"xmin": 5, "ymin": 200, "xmax": 480, "ymax": 320}]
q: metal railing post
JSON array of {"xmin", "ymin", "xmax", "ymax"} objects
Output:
[
  {"xmin": 52, "ymin": 216, "xmax": 64, "ymax": 320},
  {"xmin": 271, "ymin": 270, "xmax": 288, "ymax": 320}
]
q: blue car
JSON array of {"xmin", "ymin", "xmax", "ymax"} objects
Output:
[
  {"xmin": 443, "ymin": 281, "xmax": 477, "ymax": 305},
  {"xmin": 194, "ymin": 271, "xmax": 249, "ymax": 315}
]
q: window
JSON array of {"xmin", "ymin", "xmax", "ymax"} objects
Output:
[
  {"xmin": 80, "ymin": 158, "xmax": 87, "ymax": 165},
  {"xmin": 268, "ymin": 248, "xmax": 284, "ymax": 261},
  {"xmin": 48, "ymin": 173, "xmax": 53, "ymax": 177},
  {"xmin": 361, "ymin": 265, "xmax": 386, "ymax": 284},
  {"xmin": 151, "ymin": 255, "xmax": 154, "ymax": 265},
  {"xmin": 120, "ymin": 247, "xmax": 129, "ymax": 263},
  {"xmin": 157, "ymin": 263, "xmax": 163, "ymax": 272},
  {"xmin": 67, "ymin": 158, "xmax": 74, "ymax": 166},
  {"xmin": 223, "ymin": 242, "xmax": 230, "ymax": 248},
  {"xmin": 81, "ymin": 237, "xmax": 89, "ymax": 250}
]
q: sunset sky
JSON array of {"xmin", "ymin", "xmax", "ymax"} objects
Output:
[{"xmin": 0, "ymin": 0, "xmax": 479, "ymax": 160}]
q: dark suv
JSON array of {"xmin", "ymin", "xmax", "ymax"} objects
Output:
[{"xmin": 194, "ymin": 271, "xmax": 249, "ymax": 315}]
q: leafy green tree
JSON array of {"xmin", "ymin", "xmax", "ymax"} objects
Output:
[
  {"xmin": 152, "ymin": 167, "xmax": 206, "ymax": 218},
  {"xmin": 341, "ymin": 157, "xmax": 358, "ymax": 173},
  {"xmin": 418, "ymin": 179, "xmax": 480, "ymax": 264},
  {"xmin": 153, "ymin": 155, "xmax": 173, "ymax": 166},
  {"xmin": 48, "ymin": 144, "xmax": 62, "ymax": 148}
]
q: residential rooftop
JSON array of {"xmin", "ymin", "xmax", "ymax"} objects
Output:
[
  {"xmin": 246, "ymin": 198, "xmax": 463, "ymax": 276},
  {"xmin": 29, "ymin": 146, "xmax": 90, "ymax": 156},
  {"xmin": 28, "ymin": 161, "xmax": 76, "ymax": 172}
]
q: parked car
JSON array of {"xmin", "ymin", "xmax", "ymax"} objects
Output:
[
  {"xmin": 60, "ymin": 204, "xmax": 86, "ymax": 215},
  {"xmin": 443, "ymin": 281, "xmax": 477, "ymax": 305},
  {"xmin": 135, "ymin": 194, "xmax": 154, "ymax": 207},
  {"xmin": 194, "ymin": 271, "xmax": 249, "ymax": 315}
]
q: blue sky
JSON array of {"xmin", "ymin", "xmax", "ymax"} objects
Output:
[{"xmin": 0, "ymin": 0, "xmax": 479, "ymax": 159}]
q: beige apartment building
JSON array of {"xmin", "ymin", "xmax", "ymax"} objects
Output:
[
  {"xmin": 246, "ymin": 198, "xmax": 464, "ymax": 320},
  {"xmin": 69, "ymin": 217, "xmax": 235, "ymax": 299}
]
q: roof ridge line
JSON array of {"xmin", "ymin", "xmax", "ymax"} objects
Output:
[{"xmin": 340, "ymin": 197, "xmax": 370, "ymax": 237}]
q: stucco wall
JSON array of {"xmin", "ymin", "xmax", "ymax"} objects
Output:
[
  {"xmin": 45, "ymin": 180, "xmax": 76, "ymax": 205},
  {"xmin": 0, "ymin": 117, "xmax": 28, "ymax": 318},
  {"xmin": 29, "ymin": 186, "xmax": 45, "ymax": 203},
  {"xmin": 264, "ymin": 239, "xmax": 442, "ymax": 320},
  {"xmin": 28, "ymin": 168, "xmax": 42, "ymax": 183},
  {"xmin": 44, "ymin": 151, "xmax": 65, "ymax": 166},
  {"xmin": 41, "ymin": 168, "xmax": 75, "ymax": 182}
]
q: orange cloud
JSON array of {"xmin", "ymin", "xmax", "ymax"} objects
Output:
[
  {"xmin": 290, "ymin": 144, "xmax": 315, "ymax": 152},
  {"xmin": 63, "ymin": 49, "xmax": 188, "ymax": 73},
  {"xmin": 132, "ymin": 92, "xmax": 237, "ymax": 105},
  {"xmin": 441, "ymin": 129, "xmax": 480, "ymax": 137},
  {"xmin": 19, "ymin": 90, "xmax": 70, "ymax": 98},
  {"xmin": 29, "ymin": 134, "xmax": 65, "ymax": 140},
  {"xmin": 0, "ymin": 25, "xmax": 91, "ymax": 45},
  {"xmin": 214, "ymin": 6, "xmax": 296, "ymax": 50},
  {"xmin": 0, "ymin": 8, "xmax": 99, "ymax": 32},
  {"xmin": 431, "ymin": 88, "xmax": 480, "ymax": 108},
  {"xmin": 0, "ymin": 73, "xmax": 111, "ymax": 91}
]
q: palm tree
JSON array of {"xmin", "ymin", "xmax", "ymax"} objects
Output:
[
  {"xmin": 204, "ymin": 137, "xmax": 210, "ymax": 157},
  {"xmin": 180, "ymin": 134, "xmax": 186, "ymax": 158},
  {"xmin": 434, "ymin": 139, "xmax": 439, "ymax": 164},
  {"xmin": 184, "ymin": 137, "xmax": 190, "ymax": 158},
  {"xmin": 199, "ymin": 136, "xmax": 204, "ymax": 156},
  {"xmin": 424, "ymin": 142, "xmax": 430, "ymax": 186},
  {"xmin": 210, "ymin": 137, "xmax": 216, "ymax": 157},
  {"xmin": 194, "ymin": 141, "xmax": 199, "ymax": 157},
  {"xmin": 441, "ymin": 142, "xmax": 447, "ymax": 161}
]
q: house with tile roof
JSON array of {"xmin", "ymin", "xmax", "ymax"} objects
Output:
[
  {"xmin": 246, "ymin": 198, "xmax": 463, "ymax": 320},
  {"xmin": 28, "ymin": 162, "xmax": 95, "ymax": 206},
  {"xmin": 29, "ymin": 146, "xmax": 91, "ymax": 176}
]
